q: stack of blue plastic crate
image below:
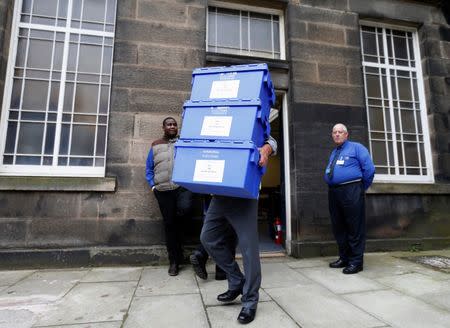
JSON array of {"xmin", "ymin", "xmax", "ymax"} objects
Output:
[{"xmin": 172, "ymin": 63, "xmax": 275, "ymax": 199}]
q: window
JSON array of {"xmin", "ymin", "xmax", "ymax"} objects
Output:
[
  {"xmin": 207, "ymin": 2, "xmax": 285, "ymax": 60},
  {"xmin": 0, "ymin": 0, "xmax": 117, "ymax": 177},
  {"xmin": 360, "ymin": 23, "xmax": 433, "ymax": 183}
]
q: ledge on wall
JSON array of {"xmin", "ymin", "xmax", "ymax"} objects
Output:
[
  {"xmin": 0, "ymin": 176, "xmax": 117, "ymax": 192},
  {"xmin": 206, "ymin": 52, "xmax": 290, "ymax": 71},
  {"xmin": 367, "ymin": 183, "xmax": 450, "ymax": 195}
]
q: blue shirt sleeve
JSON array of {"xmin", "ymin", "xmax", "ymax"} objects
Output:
[
  {"xmin": 356, "ymin": 143, "xmax": 375, "ymax": 190},
  {"xmin": 145, "ymin": 148, "xmax": 155, "ymax": 188}
]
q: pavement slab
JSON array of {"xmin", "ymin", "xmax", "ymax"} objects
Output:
[
  {"xmin": 299, "ymin": 266, "xmax": 386, "ymax": 294},
  {"xmin": 260, "ymin": 262, "xmax": 313, "ymax": 288},
  {"xmin": 123, "ymin": 294, "xmax": 208, "ymax": 328},
  {"xmin": 33, "ymin": 281, "xmax": 136, "ymax": 326},
  {"xmin": 35, "ymin": 322, "xmax": 122, "ymax": 328},
  {"xmin": 265, "ymin": 284, "xmax": 384, "ymax": 328},
  {"xmin": 375, "ymin": 272, "xmax": 450, "ymax": 310},
  {"xmin": 136, "ymin": 267, "xmax": 198, "ymax": 296},
  {"xmin": 344, "ymin": 289, "xmax": 450, "ymax": 328},
  {"xmin": 0, "ymin": 270, "xmax": 88, "ymax": 306},
  {"xmin": 0, "ymin": 308, "xmax": 36, "ymax": 328},
  {"xmin": 0, "ymin": 271, "xmax": 35, "ymax": 288},
  {"xmin": 285, "ymin": 258, "xmax": 329, "ymax": 269},
  {"xmin": 80, "ymin": 267, "xmax": 142, "ymax": 283},
  {"xmin": 207, "ymin": 301, "xmax": 299, "ymax": 328}
]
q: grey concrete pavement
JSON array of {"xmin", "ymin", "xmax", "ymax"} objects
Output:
[{"xmin": 0, "ymin": 250, "xmax": 448, "ymax": 328}]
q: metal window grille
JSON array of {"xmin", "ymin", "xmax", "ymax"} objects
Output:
[
  {"xmin": 0, "ymin": 0, "xmax": 117, "ymax": 177},
  {"xmin": 360, "ymin": 24, "xmax": 434, "ymax": 183}
]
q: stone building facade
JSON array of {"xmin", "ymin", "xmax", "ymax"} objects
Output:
[{"xmin": 0, "ymin": 0, "xmax": 448, "ymax": 265}]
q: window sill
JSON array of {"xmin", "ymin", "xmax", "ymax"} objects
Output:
[
  {"xmin": 206, "ymin": 52, "xmax": 290, "ymax": 71},
  {"xmin": 0, "ymin": 176, "xmax": 117, "ymax": 192},
  {"xmin": 367, "ymin": 183, "xmax": 450, "ymax": 195}
]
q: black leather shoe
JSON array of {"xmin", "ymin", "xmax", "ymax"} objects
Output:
[
  {"xmin": 168, "ymin": 263, "xmax": 179, "ymax": 276},
  {"xmin": 329, "ymin": 258, "xmax": 348, "ymax": 268},
  {"xmin": 237, "ymin": 307, "xmax": 256, "ymax": 324},
  {"xmin": 217, "ymin": 288, "xmax": 242, "ymax": 302},
  {"xmin": 343, "ymin": 264, "xmax": 363, "ymax": 274},
  {"xmin": 190, "ymin": 252, "xmax": 207, "ymax": 280}
]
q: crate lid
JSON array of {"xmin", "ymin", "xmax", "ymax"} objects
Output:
[{"xmin": 192, "ymin": 63, "xmax": 269, "ymax": 75}]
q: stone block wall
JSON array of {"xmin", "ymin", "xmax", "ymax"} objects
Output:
[{"xmin": 288, "ymin": 0, "xmax": 450, "ymax": 257}]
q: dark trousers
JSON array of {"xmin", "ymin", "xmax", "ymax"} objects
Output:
[
  {"xmin": 328, "ymin": 182, "xmax": 366, "ymax": 266},
  {"xmin": 154, "ymin": 187, "xmax": 192, "ymax": 264},
  {"xmin": 195, "ymin": 222, "xmax": 237, "ymax": 275},
  {"xmin": 201, "ymin": 196, "xmax": 260, "ymax": 310}
]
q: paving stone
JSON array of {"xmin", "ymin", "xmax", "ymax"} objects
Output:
[
  {"xmin": 0, "ymin": 270, "xmax": 88, "ymax": 306},
  {"xmin": 285, "ymin": 258, "xmax": 328, "ymax": 269},
  {"xmin": 207, "ymin": 301, "xmax": 298, "ymax": 328},
  {"xmin": 36, "ymin": 322, "xmax": 122, "ymax": 328},
  {"xmin": 299, "ymin": 266, "xmax": 386, "ymax": 294},
  {"xmin": 0, "ymin": 270, "xmax": 34, "ymax": 287},
  {"xmin": 375, "ymin": 272, "xmax": 450, "ymax": 310},
  {"xmin": 80, "ymin": 268, "xmax": 142, "ymax": 283},
  {"xmin": 344, "ymin": 290, "xmax": 450, "ymax": 328},
  {"xmin": 0, "ymin": 308, "xmax": 35, "ymax": 328},
  {"xmin": 135, "ymin": 267, "xmax": 198, "ymax": 296},
  {"xmin": 123, "ymin": 294, "xmax": 208, "ymax": 328},
  {"xmin": 260, "ymin": 262, "xmax": 313, "ymax": 288},
  {"xmin": 265, "ymin": 284, "xmax": 383, "ymax": 328},
  {"xmin": 34, "ymin": 281, "xmax": 136, "ymax": 326}
]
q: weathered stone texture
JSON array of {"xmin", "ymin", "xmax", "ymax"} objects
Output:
[
  {"xmin": 308, "ymin": 23, "xmax": 345, "ymax": 45},
  {"xmin": 318, "ymin": 64, "xmax": 347, "ymax": 84}
]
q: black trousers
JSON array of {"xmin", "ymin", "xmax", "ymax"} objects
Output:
[
  {"xmin": 154, "ymin": 187, "xmax": 192, "ymax": 264},
  {"xmin": 328, "ymin": 181, "xmax": 366, "ymax": 266}
]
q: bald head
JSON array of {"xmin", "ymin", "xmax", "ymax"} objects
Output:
[{"xmin": 331, "ymin": 123, "xmax": 348, "ymax": 146}]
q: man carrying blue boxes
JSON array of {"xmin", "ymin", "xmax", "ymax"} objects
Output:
[{"xmin": 172, "ymin": 64, "xmax": 277, "ymax": 324}]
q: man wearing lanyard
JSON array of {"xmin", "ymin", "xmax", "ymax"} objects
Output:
[{"xmin": 324, "ymin": 123, "xmax": 375, "ymax": 274}]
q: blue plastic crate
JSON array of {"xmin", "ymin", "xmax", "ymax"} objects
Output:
[
  {"xmin": 172, "ymin": 140, "xmax": 265, "ymax": 199},
  {"xmin": 190, "ymin": 63, "xmax": 275, "ymax": 109},
  {"xmin": 180, "ymin": 99, "xmax": 270, "ymax": 147}
]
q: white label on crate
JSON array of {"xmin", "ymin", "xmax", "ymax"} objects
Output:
[
  {"xmin": 209, "ymin": 80, "xmax": 240, "ymax": 98},
  {"xmin": 200, "ymin": 116, "xmax": 233, "ymax": 137},
  {"xmin": 193, "ymin": 160, "xmax": 225, "ymax": 183}
]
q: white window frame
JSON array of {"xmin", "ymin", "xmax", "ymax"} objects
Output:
[
  {"xmin": 360, "ymin": 20, "xmax": 434, "ymax": 184},
  {"xmin": 206, "ymin": 1, "xmax": 286, "ymax": 60},
  {"xmin": 0, "ymin": 0, "xmax": 117, "ymax": 177}
]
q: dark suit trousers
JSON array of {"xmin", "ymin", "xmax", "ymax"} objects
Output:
[{"xmin": 328, "ymin": 182, "xmax": 366, "ymax": 266}]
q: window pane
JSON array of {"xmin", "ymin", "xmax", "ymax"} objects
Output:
[
  {"xmin": 369, "ymin": 107, "xmax": 384, "ymax": 131},
  {"xmin": 401, "ymin": 110, "xmax": 416, "ymax": 133},
  {"xmin": 365, "ymin": 75, "xmax": 381, "ymax": 98},
  {"xmin": 17, "ymin": 122, "xmax": 44, "ymax": 154},
  {"xmin": 362, "ymin": 32, "xmax": 377, "ymax": 56},
  {"xmin": 250, "ymin": 16, "xmax": 272, "ymax": 52},
  {"xmin": 63, "ymin": 82, "xmax": 74, "ymax": 112},
  {"xmin": 27, "ymin": 39, "xmax": 53, "ymax": 69},
  {"xmin": 74, "ymin": 83, "xmax": 99, "ymax": 113},
  {"xmin": 5, "ymin": 122, "xmax": 17, "ymax": 153},
  {"xmin": 49, "ymin": 82, "xmax": 60, "ymax": 111},
  {"xmin": 404, "ymin": 142, "xmax": 419, "ymax": 167},
  {"xmin": 397, "ymin": 77, "xmax": 412, "ymax": 100},
  {"xmin": 371, "ymin": 141, "xmax": 387, "ymax": 166},
  {"xmin": 99, "ymin": 85, "xmax": 109, "ymax": 113},
  {"xmin": 59, "ymin": 124, "xmax": 70, "ymax": 155},
  {"xmin": 216, "ymin": 12, "xmax": 239, "ymax": 49},
  {"xmin": 83, "ymin": 0, "xmax": 106, "ymax": 22},
  {"xmin": 96, "ymin": 126, "xmax": 106, "ymax": 156},
  {"xmin": 10, "ymin": 79, "xmax": 22, "ymax": 109},
  {"xmin": 71, "ymin": 125, "xmax": 95, "ymax": 155},
  {"xmin": 16, "ymin": 39, "xmax": 27, "ymax": 67},
  {"xmin": 44, "ymin": 123, "xmax": 56, "ymax": 154},
  {"xmin": 393, "ymin": 36, "xmax": 408, "ymax": 59},
  {"xmin": 33, "ymin": 0, "xmax": 58, "ymax": 17},
  {"xmin": 102, "ymin": 47, "xmax": 112, "ymax": 74},
  {"xmin": 22, "ymin": 0, "xmax": 32, "ymax": 14},
  {"xmin": 106, "ymin": 0, "xmax": 117, "ymax": 24},
  {"xmin": 22, "ymin": 80, "xmax": 49, "ymax": 110},
  {"xmin": 78, "ymin": 44, "xmax": 102, "ymax": 73},
  {"xmin": 53, "ymin": 41, "xmax": 64, "ymax": 70}
]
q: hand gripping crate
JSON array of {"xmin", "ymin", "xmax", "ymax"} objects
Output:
[
  {"xmin": 172, "ymin": 139, "xmax": 265, "ymax": 199},
  {"xmin": 190, "ymin": 63, "xmax": 275, "ymax": 110},
  {"xmin": 179, "ymin": 99, "xmax": 270, "ymax": 147}
]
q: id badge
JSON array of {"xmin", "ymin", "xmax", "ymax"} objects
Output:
[{"xmin": 336, "ymin": 160, "xmax": 345, "ymax": 165}]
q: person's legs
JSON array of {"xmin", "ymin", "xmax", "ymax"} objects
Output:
[
  {"xmin": 174, "ymin": 187, "xmax": 193, "ymax": 263},
  {"xmin": 154, "ymin": 189, "xmax": 179, "ymax": 274},
  {"xmin": 225, "ymin": 198, "xmax": 260, "ymax": 311},
  {"xmin": 328, "ymin": 188, "xmax": 350, "ymax": 263},
  {"xmin": 200, "ymin": 196, "xmax": 244, "ymax": 292},
  {"xmin": 341, "ymin": 183, "xmax": 365, "ymax": 267}
]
